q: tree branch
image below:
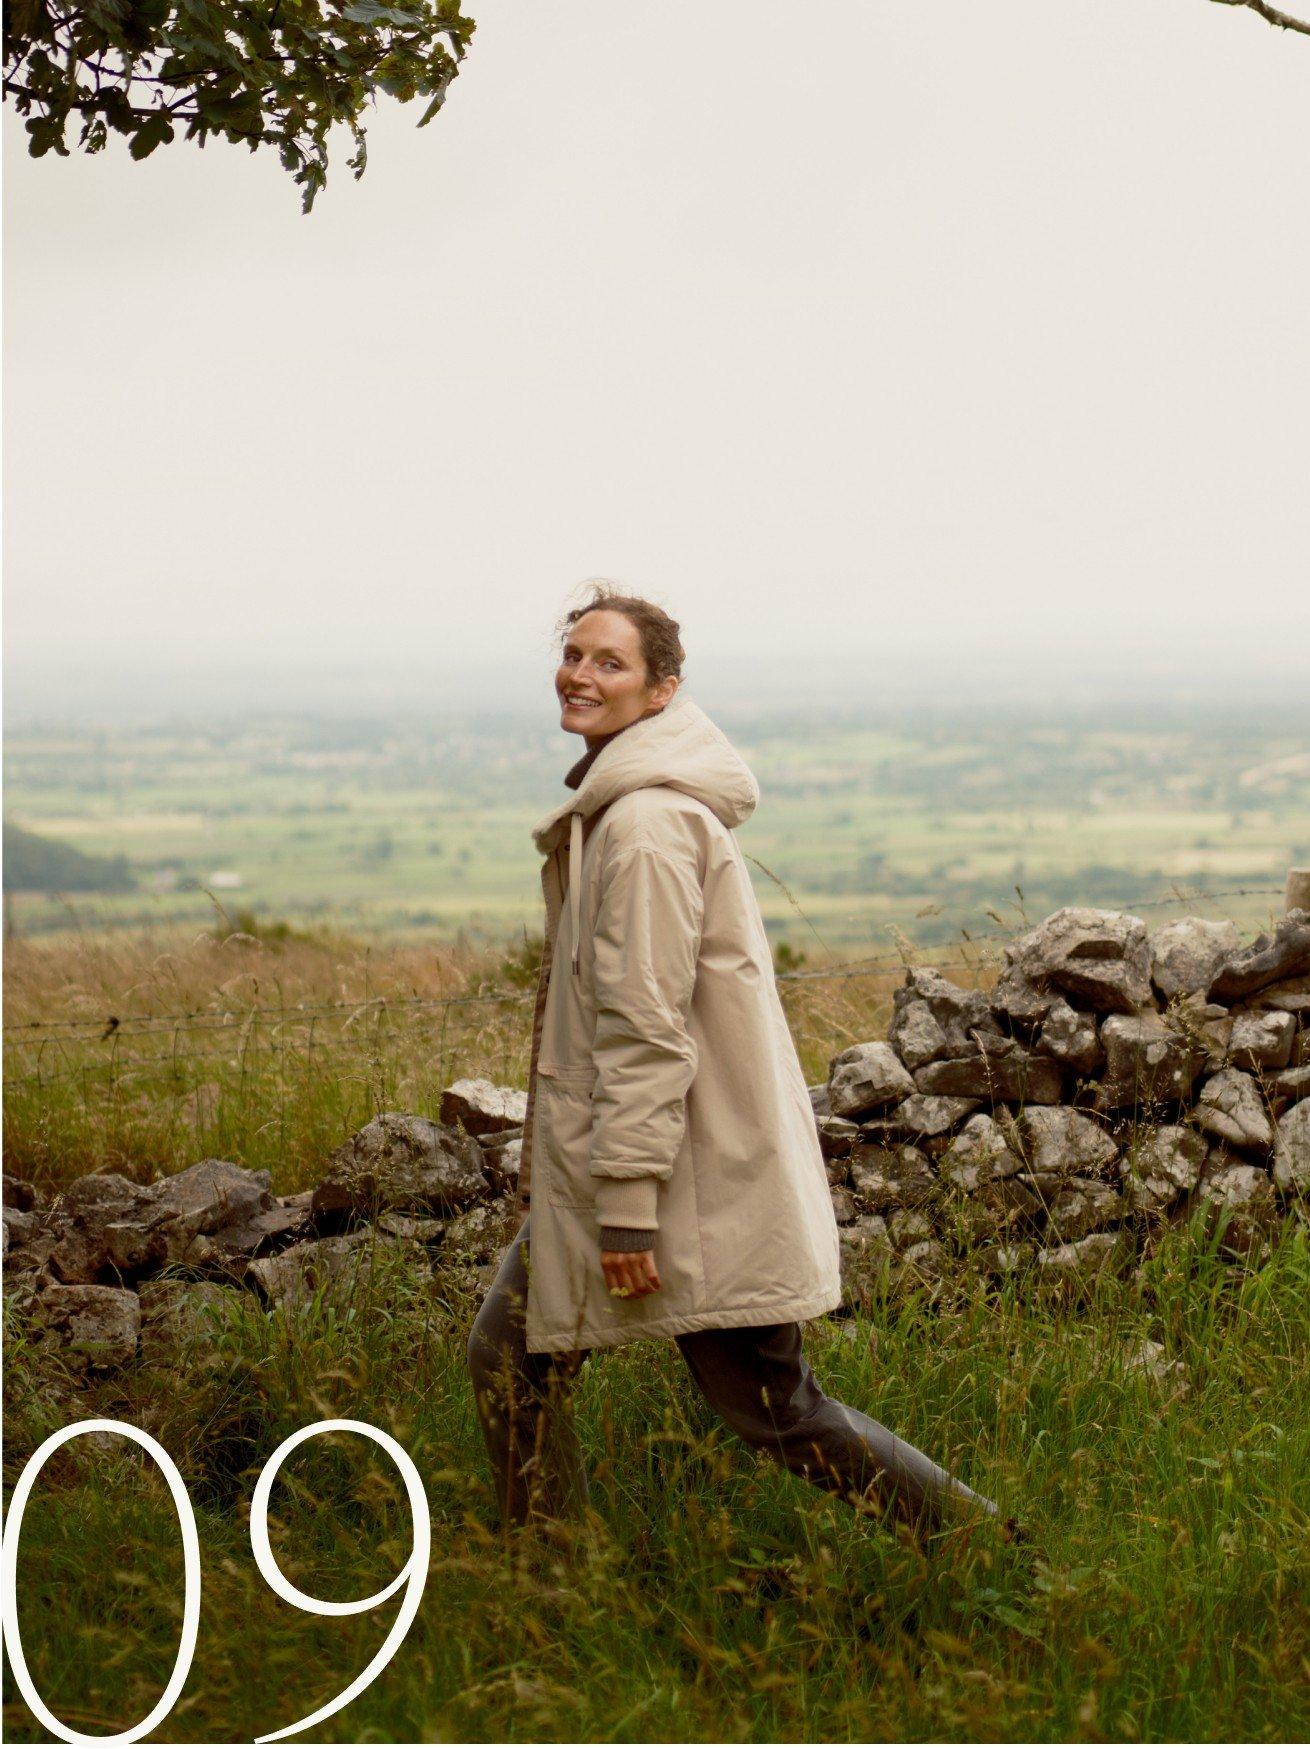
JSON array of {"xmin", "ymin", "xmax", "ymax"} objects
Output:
[{"xmin": 1210, "ymin": 0, "xmax": 1310, "ymax": 36}]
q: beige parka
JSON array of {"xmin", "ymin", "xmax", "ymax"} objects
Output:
[{"xmin": 514, "ymin": 685, "xmax": 842, "ymax": 1355}]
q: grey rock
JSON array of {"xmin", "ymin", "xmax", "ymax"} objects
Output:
[
  {"xmin": 138, "ymin": 1280, "xmax": 241, "ymax": 1368},
  {"xmin": 1094, "ymin": 1014, "xmax": 1205, "ymax": 1112},
  {"xmin": 1002, "ymin": 907, "xmax": 1153, "ymax": 1015},
  {"xmin": 440, "ymin": 1198, "xmax": 517, "ymax": 1264},
  {"xmin": 1120, "ymin": 1124, "xmax": 1207, "ymax": 1213},
  {"xmin": 977, "ymin": 1240, "xmax": 1035, "ymax": 1274},
  {"xmin": 1034, "ymin": 1231, "xmax": 1122, "ymax": 1290},
  {"xmin": 830, "ymin": 1185, "xmax": 859, "ymax": 1226},
  {"xmin": 1226, "ymin": 1011, "xmax": 1296, "ymax": 1073},
  {"xmin": 828, "ymin": 1042, "xmax": 916, "ymax": 1118},
  {"xmin": 1038, "ymin": 1000, "xmax": 1105, "ymax": 1077},
  {"xmin": 937, "ymin": 1113, "xmax": 1025, "ymax": 1191},
  {"xmin": 988, "ymin": 968, "xmax": 1057, "ymax": 1032},
  {"xmin": 861, "ymin": 1094, "xmax": 982, "ymax": 1143},
  {"xmin": 1195, "ymin": 1153, "xmax": 1278, "ymax": 1254},
  {"xmin": 1014, "ymin": 1107, "xmax": 1119, "ymax": 1177},
  {"xmin": 1271, "ymin": 1064, "xmax": 1310, "ymax": 1102},
  {"xmin": 1040, "ymin": 1177, "xmax": 1123, "ymax": 1243},
  {"xmin": 479, "ymin": 1135, "xmax": 523, "ymax": 1196},
  {"xmin": 34, "ymin": 1284, "xmax": 140, "ymax": 1370},
  {"xmin": 941, "ymin": 1176, "xmax": 1041, "ymax": 1244},
  {"xmin": 47, "ymin": 1174, "xmax": 160, "ymax": 1284},
  {"xmin": 1194, "ymin": 1069, "xmax": 1274, "ymax": 1153},
  {"xmin": 195, "ymin": 1203, "xmax": 309, "ymax": 1273},
  {"xmin": 838, "ymin": 1214, "xmax": 894, "ymax": 1299},
  {"xmin": 248, "ymin": 1232, "xmax": 422, "ymax": 1307},
  {"xmin": 897, "ymin": 1239, "xmax": 948, "ymax": 1284},
  {"xmin": 815, "ymin": 1115, "xmax": 861, "ymax": 1159},
  {"xmin": 375, "ymin": 1210, "xmax": 447, "ymax": 1244},
  {"xmin": 3, "ymin": 1173, "xmax": 38, "ymax": 1212},
  {"xmin": 146, "ymin": 1158, "xmax": 273, "ymax": 1240},
  {"xmin": 1122, "ymin": 1337, "xmax": 1188, "ymax": 1390},
  {"xmin": 1244, "ymin": 975, "xmax": 1310, "ymax": 1015},
  {"xmin": 439, "ymin": 1077, "xmax": 528, "ymax": 1137},
  {"xmin": 888, "ymin": 967, "xmax": 1001, "ymax": 1069},
  {"xmin": 888, "ymin": 1207, "xmax": 936, "ymax": 1250},
  {"xmin": 913, "ymin": 1039, "xmax": 1064, "ymax": 1105},
  {"xmin": 1272, "ymin": 1099, "xmax": 1310, "ymax": 1193},
  {"xmin": 1208, "ymin": 910, "xmax": 1310, "ymax": 1004},
  {"xmin": 808, "ymin": 1082, "xmax": 832, "ymax": 1117},
  {"xmin": 1149, "ymin": 917, "xmax": 1241, "ymax": 1002},
  {"xmin": 848, "ymin": 1144, "xmax": 937, "ymax": 1213},
  {"xmin": 313, "ymin": 1113, "xmax": 488, "ymax": 1221}
]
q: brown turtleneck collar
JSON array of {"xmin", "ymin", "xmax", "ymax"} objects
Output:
[{"xmin": 563, "ymin": 708, "xmax": 662, "ymax": 791}]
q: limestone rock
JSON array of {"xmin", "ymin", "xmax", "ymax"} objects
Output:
[
  {"xmin": 1194, "ymin": 1069, "xmax": 1274, "ymax": 1153},
  {"xmin": 897, "ymin": 1238, "xmax": 948, "ymax": 1285},
  {"xmin": 1014, "ymin": 1107, "xmax": 1119, "ymax": 1177},
  {"xmin": 937, "ymin": 1113, "xmax": 1025, "ymax": 1192},
  {"xmin": 313, "ymin": 1113, "xmax": 487, "ymax": 1221},
  {"xmin": 34, "ymin": 1284, "xmax": 140, "ymax": 1370},
  {"xmin": 888, "ymin": 967, "xmax": 1001, "ymax": 1069},
  {"xmin": 146, "ymin": 1158, "xmax": 273, "ymax": 1240},
  {"xmin": 888, "ymin": 1207, "xmax": 936, "ymax": 1250},
  {"xmin": 47, "ymin": 1174, "xmax": 162, "ymax": 1285},
  {"xmin": 439, "ymin": 1077, "xmax": 528, "ymax": 1137},
  {"xmin": 1208, "ymin": 910, "xmax": 1310, "ymax": 1004},
  {"xmin": 860, "ymin": 1094, "xmax": 981, "ymax": 1143},
  {"xmin": 1272, "ymin": 1099, "xmax": 1310, "ymax": 1193},
  {"xmin": 248, "ymin": 1232, "xmax": 422, "ymax": 1307},
  {"xmin": 1120, "ymin": 1124, "xmax": 1207, "ymax": 1213},
  {"xmin": 941, "ymin": 1176, "xmax": 1041, "ymax": 1244},
  {"xmin": 479, "ymin": 1135, "xmax": 523, "ymax": 1197},
  {"xmin": 988, "ymin": 968, "xmax": 1057, "ymax": 1032},
  {"xmin": 1226, "ymin": 1011, "xmax": 1296, "ymax": 1073},
  {"xmin": 830, "ymin": 1185, "xmax": 858, "ymax": 1226},
  {"xmin": 808, "ymin": 1082, "xmax": 832, "ymax": 1117},
  {"xmin": 138, "ymin": 1280, "xmax": 241, "ymax": 1368},
  {"xmin": 1195, "ymin": 1153, "xmax": 1278, "ymax": 1254},
  {"xmin": 838, "ymin": 1214, "xmax": 894, "ymax": 1299},
  {"xmin": 827, "ymin": 1042, "xmax": 915, "ymax": 1118},
  {"xmin": 3, "ymin": 1173, "xmax": 38, "ymax": 1212},
  {"xmin": 1122, "ymin": 1337, "xmax": 1188, "ymax": 1391},
  {"xmin": 1244, "ymin": 975, "xmax": 1310, "ymax": 1016},
  {"xmin": 815, "ymin": 1115, "xmax": 861, "ymax": 1160},
  {"xmin": 1272, "ymin": 1064, "xmax": 1310, "ymax": 1102},
  {"xmin": 1039, "ymin": 1177, "xmax": 1123, "ymax": 1243},
  {"xmin": 1149, "ymin": 917, "xmax": 1241, "ymax": 1002},
  {"xmin": 913, "ymin": 1038, "xmax": 1064, "ymax": 1105},
  {"xmin": 1094, "ymin": 1014, "xmax": 1205, "ymax": 1112},
  {"xmin": 848, "ymin": 1144, "xmax": 937, "ymax": 1214},
  {"xmin": 1001, "ymin": 907, "xmax": 1153, "ymax": 1016},
  {"xmin": 1034, "ymin": 1231, "xmax": 1122, "ymax": 1292},
  {"xmin": 440, "ymin": 1198, "xmax": 517, "ymax": 1264},
  {"xmin": 1038, "ymin": 1000, "xmax": 1105, "ymax": 1077}
]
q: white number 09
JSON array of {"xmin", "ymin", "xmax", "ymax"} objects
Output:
[{"xmin": 0, "ymin": 1416, "xmax": 431, "ymax": 1745}]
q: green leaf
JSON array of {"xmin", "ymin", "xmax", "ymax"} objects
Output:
[{"xmin": 128, "ymin": 110, "xmax": 175, "ymax": 158}]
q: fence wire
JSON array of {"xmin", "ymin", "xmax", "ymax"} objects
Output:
[{"xmin": 2, "ymin": 882, "xmax": 1288, "ymax": 1085}]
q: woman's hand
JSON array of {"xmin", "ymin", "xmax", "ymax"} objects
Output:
[{"xmin": 601, "ymin": 1248, "xmax": 662, "ymax": 1300}]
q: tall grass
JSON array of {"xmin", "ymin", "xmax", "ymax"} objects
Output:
[{"xmin": 4, "ymin": 926, "xmax": 1308, "ymax": 1742}]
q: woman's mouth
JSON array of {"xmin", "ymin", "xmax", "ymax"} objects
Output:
[{"xmin": 563, "ymin": 694, "xmax": 603, "ymax": 710}]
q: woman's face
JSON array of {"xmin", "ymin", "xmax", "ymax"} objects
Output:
[{"xmin": 556, "ymin": 608, "xmax": 677, "ymax": 740}]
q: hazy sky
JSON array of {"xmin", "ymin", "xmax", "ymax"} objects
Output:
[{"xmin": 4, "ymin": 0, "xmax": 1309, "ymax": 717}]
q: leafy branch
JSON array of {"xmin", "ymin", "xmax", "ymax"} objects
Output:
[{"xmin": 3, "ymin": 0, "xmax": 476, "ymax": 211}]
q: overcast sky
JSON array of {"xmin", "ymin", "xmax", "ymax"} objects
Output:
[{"xmin": 4, "ymin": 0, "xmax": 1309, "ymax": 720}]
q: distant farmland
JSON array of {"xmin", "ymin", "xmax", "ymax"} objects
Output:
[{"xmin": 4, "ymin": 700, "xmax": 1307, "ymax": 954}]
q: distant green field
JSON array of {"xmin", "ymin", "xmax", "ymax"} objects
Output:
[{"xmin": 5, "ymin": 702, "xmax": 1308, "ymax": 953}]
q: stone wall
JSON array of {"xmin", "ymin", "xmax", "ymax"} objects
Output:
[{"xmin": 4, "ymin": 906, "xmax": 1307, "ymax": 1377}]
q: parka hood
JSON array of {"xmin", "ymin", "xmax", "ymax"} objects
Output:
[{"xmin": 531, "ymin": 686, "xmax": 759, "ymax": 856}]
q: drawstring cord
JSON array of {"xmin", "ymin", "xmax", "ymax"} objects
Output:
[{"xmin": 569, "ymin": 811, "xmax": 583, "ymax": 977}]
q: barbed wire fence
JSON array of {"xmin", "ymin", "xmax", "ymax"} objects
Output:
[{"xmin": 2, "ymin": 882, "xmax": 1289, "ymax": 1093}]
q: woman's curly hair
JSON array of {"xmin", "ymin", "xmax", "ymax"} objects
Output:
[{"xmin": 554, "ymin": 579, "xmax": 685, "ymax": 686}]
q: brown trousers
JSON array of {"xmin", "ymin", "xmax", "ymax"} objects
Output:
[{"xmin": 466, "ymin": 1216, "xmax": 1000, "ymax": 1535}]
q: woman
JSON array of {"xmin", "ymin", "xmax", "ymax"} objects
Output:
[{"xmin": 467, "ymin": 581, "xmax": 1014, "ymax": 1545}]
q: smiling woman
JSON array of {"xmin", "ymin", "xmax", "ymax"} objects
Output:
[{"xmin": 465, "ymin": 579, "xmax": 1025, "ymax": 1549}]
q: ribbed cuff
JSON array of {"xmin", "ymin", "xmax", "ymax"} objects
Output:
[
  {"xmin": 599, "ymin": 1226, "xmax": 657, "ymax": 1252},
  {"xmin": 592, "ymin": 1172, "xmax": 660, "ymax": 1231}
]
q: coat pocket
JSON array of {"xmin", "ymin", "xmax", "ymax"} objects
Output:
[{"xmin": 535, "ymin": 1063, "xmax": 598, "ymax": 1211}]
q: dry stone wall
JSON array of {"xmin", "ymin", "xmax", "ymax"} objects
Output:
[{"xmin": 4, "ymin": 908, "xmax": 1307, "ymax": 1378}]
